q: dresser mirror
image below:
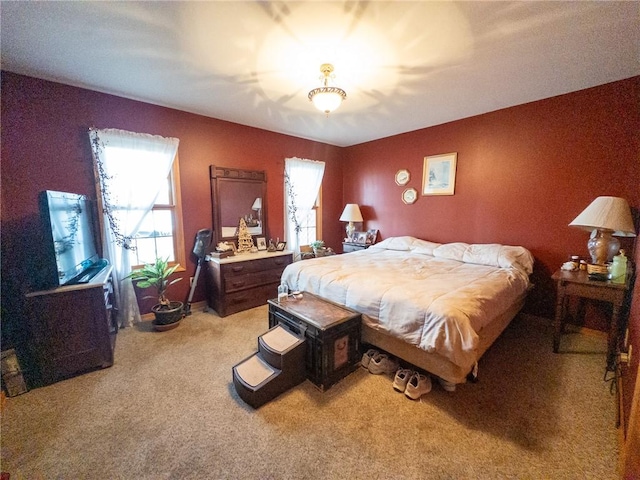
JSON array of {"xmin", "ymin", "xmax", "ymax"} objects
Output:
[{"xmin": 210, "ymin": 165, "xmax": 267, "ymax": 247}]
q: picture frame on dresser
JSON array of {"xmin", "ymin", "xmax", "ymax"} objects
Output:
[
  {"xmin": 256, "ymin": 237, "xmax": 267, "ymax": 251},
  {"xmin": 276, "ymin": 241, "xmax": 287, "ymax": 251},
  {"xmin": 354, "ymin": 232, "xmax": 367, "ymax": 244},
  {"xmin": 365, "ymin": 229, "xmax": 378, "ymax": 244}
]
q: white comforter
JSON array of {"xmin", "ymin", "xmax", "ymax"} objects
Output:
[{"xmin": 281, "ymin": 237, "xmax": 534, "ymax": 372}]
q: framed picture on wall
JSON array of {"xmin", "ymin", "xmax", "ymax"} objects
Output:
[
  {"xmin": 402, "ymin": 187, "xmax": 418, "ymax": 204},
  {"xmin": 395, "ymin": 169, "xmax": 410, "ymax": 186},
  {"xmin": 422, "ymin": 152, "xmax": 457, "ymax": 196}
]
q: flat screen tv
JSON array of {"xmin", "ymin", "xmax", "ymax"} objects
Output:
[{"xmin": 37, "ymin": 190, "xmax": 100, "ymax": 289}]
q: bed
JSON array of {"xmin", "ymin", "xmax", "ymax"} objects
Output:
[{"xmin": 280, "ymin": 236, "xmax": 534, "ymax": 385}]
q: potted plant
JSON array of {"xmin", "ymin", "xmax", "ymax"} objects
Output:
[
  {"xmin": 127, "ymin": 257, "xmax": 184, "ymax": 331},
  {"xmin": 310, "ymin": 240, "xmax": 327, "ymax": 257}
]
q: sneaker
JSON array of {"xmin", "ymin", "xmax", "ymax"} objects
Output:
[
  {"xmin": 393, "ymin": 368, "xmax": 413, "ymax": 392},
  {"xmin": 404, "ymin": 372, "xmax": 432, "ymax": 400},
  {"xmin": 437, "ymin": 377, "xmax": 457, "ymax": 392},
  {"xmin": 361, "ymin": 349, "xmax": 379, "ymax": 368},
  {"xmin": 368, "ymin": 353, "xmax": 399, "ymax": 375}
]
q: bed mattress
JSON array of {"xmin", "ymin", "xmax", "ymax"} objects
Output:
[{"xmin": 281, "ymin": 237, "xmax": 534, "ymax": 374}]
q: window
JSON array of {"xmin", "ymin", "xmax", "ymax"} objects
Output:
[
  {"xmin": 127, "ymin": 159, "xmax": 185, "ymax": 268},
  {"xmin": 90, "ymin": 128, "xmax": 184, "ymax": 270},
  {"xmin": 297, "ymin": 188, "xmax": 322, "ymax": 246},
  {"xmin": 284, "ymin": 157, "xmax": 325, "ymax": 254}
]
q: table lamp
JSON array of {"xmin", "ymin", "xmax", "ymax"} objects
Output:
[
  {"xmin": 340, "ymin": 204, "xmax": 363, "ymax": 241},
  {"xmin": 251, "ymin": 197, "xmax": 262, "ymax": 225},
  {"xmin": 568, "ymin": 196, "xmax": 636, "ymax": 265}
]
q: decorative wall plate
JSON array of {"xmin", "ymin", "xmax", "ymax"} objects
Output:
[
  {"xmin": 402, "ymin": 187, "xmax": 418, "ymax": 204},
  {"xmin": 395, "ymin": 169, "xmax": 410, "ymax": 186}
]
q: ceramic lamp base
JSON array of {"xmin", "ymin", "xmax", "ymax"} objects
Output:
[
  {"xmin": 587, "ymin": 230, "xmax": 620, "ymax": 265},
  {"xmin": 345, "ymin": 222, "xmax": 355, "ymax": 242}
]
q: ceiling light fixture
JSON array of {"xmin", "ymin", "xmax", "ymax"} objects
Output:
[{"xmin": 308, "ymin": 63, "xmax": 346, "ymax": 115}]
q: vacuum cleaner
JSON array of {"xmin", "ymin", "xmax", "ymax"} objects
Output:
[{"xmin": 184, "ymin": 228, "xmax": 212, "ymax": 316}]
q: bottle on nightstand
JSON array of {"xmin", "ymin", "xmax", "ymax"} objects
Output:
[{"xmin": 609, "ymin": 250, "xmax": 628, "ymax": 282}]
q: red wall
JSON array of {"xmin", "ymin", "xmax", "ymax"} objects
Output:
[
  {"xmin": 0, "ymin": 71, "xmax": 344, "ymax": 324},
  {"xmin": 344, "ymin": 77, "xmax": 640, "ymax": 319}
]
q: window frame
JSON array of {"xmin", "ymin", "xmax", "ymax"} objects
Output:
[
  {"xmin": 297, "ymin": 186, "xmax": 323, "ymax": 246},
  {"xmin": 131, "ymin": 157, "xmax": 186, "ymax": 272},
  {"xmin": 128, "ymin": 155, "xmax": 185, "ymax": 271}
]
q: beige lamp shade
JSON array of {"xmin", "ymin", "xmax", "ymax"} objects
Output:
[
  {"xmin": 251, "ymin": 198, "xmax": 262, "ymax": 210},
  {"xmin": 568, "ymin": 196, "xmax": 636, "ymax": 236},
  {"xmin": 339, "ymin": 204, "xmax": 363, "ymax": 222}
]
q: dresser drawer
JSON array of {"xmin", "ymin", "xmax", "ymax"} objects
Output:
[
  {"xmin": 223, "ymin": 283, "xmax": 281, "ymax": 316},
  {"xmin": 224, "ymin": 267, "xmax": 287, "ymax": 293},
  {"xmin": 221, "ymin": 256, "xmax": 291, "ymax": 276}
]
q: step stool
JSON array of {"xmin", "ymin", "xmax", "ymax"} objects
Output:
[{"xmin": 232, "ymin": 324, "xmax": 306, "ymax": 408}]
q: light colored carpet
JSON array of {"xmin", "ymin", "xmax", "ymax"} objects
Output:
[{"xmin": 1, "ymin": 306, "xmax": 619, "ymax": 479}]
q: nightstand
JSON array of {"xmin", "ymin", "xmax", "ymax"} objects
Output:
[
  {"xmin": 552, "ymin": 268, "xmax": 633, "ymax": 371},
  {"xmin": 342, "ymin": 242, "xmax": 371, "ymax": 253}
]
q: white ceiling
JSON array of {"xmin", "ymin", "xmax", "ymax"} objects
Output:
[{"xmin": 2, "ymin": 1, "xmax": 638, "ymax": 147}]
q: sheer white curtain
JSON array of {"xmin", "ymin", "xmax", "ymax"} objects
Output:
[
  {"xmin": 284, "ymin": 157, "xmax": 325, "ymax": 256},
  {"xmin": 89, "ymin": 128, "xmax": 179, "ymax": 327}
]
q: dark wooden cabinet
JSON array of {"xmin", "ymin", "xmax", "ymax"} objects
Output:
[
  {"xmin": 25, "ymin": 266, "xmax": 117, "ymax": 386},
  {"xmin": 206, "ymin": 251, "xmax": 293, "ymax": 317},
  {"xmin": 268, "ymin": 293, "xmax": 361, "ymax": 391}
]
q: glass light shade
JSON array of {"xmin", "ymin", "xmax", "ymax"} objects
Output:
[{"xmin": 310, "ymin": 88, "xmax": 345, "ymax": 114}]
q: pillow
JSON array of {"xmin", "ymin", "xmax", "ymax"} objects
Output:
[
  {"xmin": 497, "ymin": 246, "xmax": 535, "ymax": 275},
  {"xmin": 433, "ymin": 242, "xmax": 534, "ymax": 274},
  {"xmin": 369, "ymin": 236, "xmax": 418, "ymax": 251},
  {"xmin": 411, "ymin": 239, "xmax": 442, "ymax": 256},
  {"xmin": 462, "ymin": 243, "xmax": 502, "ymax": 267},
  {"xmin": 432, "ymin": 242, "xmax": 469, "ymax": 262}
]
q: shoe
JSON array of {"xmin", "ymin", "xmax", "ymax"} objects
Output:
[
  {"xmin": 393, "ymin": 368, "xmax": 413, "ymax": 392},
  {"xmin": 437, "ymin": 377, "xmax": 456, "ymax": 392},
  {"xmin": 361, "ymin": 349, "xmax": 379, "ymax": 368},
  {"xmin": 368, "ymin": 353, "xmax": 399, "ymax": 375},
  {"xmin": 404, "ymin": 372, "xmax": 432, "ymax": 400}
]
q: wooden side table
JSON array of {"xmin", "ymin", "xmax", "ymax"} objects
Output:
[{"xmin": 552, "ymin": 268, "xmax": 633, "ymax": 371}]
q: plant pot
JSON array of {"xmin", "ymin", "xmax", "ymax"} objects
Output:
[
  {"xmin": 152, "ymin": 318, "xmax": 182, "ymax": 332},
  {"xmin": 313, "ymin": 247, "xmax": 327, "ymax": 257},
  {"xmin": 152, "ymin": 301, "xmax": 184, "ymax": 330}
]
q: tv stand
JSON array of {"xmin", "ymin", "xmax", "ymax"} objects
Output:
[
  {"xmin": 25, "ymin": 265, "xmax": 118, "ymax": 386},
  {"xmin": 72, "ymin": 264, "xmax": 104, "ymax": 284}
]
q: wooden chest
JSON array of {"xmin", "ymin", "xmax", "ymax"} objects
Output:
[
  {"xmin": 268, "ymin": 292, "xmax": 361, "ymax": 391},
  {"xmin": 206, "ymin": 251, "xmax": 293, "ymax": 317}
]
